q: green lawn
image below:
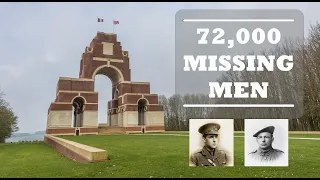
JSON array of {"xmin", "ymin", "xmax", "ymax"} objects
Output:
[{"xmin": 0, "ymin": 133, "xmax": 320, "ymax": 178}]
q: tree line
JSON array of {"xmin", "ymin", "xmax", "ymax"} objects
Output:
[{"xmin": 159, "ymin": 22, "xmax": 320, "ymax": 131}]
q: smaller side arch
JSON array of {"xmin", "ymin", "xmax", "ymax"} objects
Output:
[
  {"xmin": 137, "ymin": 98, "xmax": 148, "ymax": 127},
  {"xmin": 72, "ymin": 96, "xmax": 86, "ymax": 128}
]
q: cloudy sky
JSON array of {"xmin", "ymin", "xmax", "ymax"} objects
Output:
[{"xmin": 0, "ymin": 2, "xmax": 319, "ymax": 133}]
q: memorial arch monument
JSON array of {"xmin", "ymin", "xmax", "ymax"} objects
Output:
[{"xmin": 46, "ymin": 32, "xmax": 165, "ymax": 135}]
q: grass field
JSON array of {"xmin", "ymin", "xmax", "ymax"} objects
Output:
[{"xmin": 0, "ymin": 132, "xmax": 320, "ymax": 178}]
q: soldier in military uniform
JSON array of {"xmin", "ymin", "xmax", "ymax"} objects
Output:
[
  {"xmin": 248, "ymin": 126, "xmax": 284, "ymax": 163},
  {"xmin": 190, "ymin": 123, "xmax": 228, "ymax": 166}
]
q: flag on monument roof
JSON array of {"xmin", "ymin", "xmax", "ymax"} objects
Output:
[
  {"xmin": 113, "ymin": 20, "xmax": 119, "ymax": 25},
  {"xmin": 97, "ymin": 18, "xmax": 104, "ymax": 22}
]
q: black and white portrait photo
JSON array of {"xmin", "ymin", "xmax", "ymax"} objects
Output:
[
  {"xmin": 189, "ymin": 119, "xmax": 234, "ymax": 167},
  {"xmin": 244, "ymin": 119, "xmax": 288, "ymax": 167}
]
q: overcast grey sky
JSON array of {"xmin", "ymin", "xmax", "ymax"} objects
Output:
[{"xmin": 0, "ymin": 2, "xmax": 319, "ymax": 133}]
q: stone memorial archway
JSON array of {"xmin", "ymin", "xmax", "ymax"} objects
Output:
[{"xmin": 46, "ymin": 32, "xmax": 165, "ymax": 135}]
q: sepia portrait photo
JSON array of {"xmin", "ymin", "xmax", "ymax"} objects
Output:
[
  {"xmin": 244, "ymin": 119, "xmax": 288, "ymax": 167},
  {"xmin": 189, "ymin": 119, "xmax": 234, "ymax": 167}
]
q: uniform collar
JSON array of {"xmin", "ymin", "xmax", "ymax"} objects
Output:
[
  {"xmin": 201, "ymin": 146, "xmax": 219, "ymax": 160},
  {"xmin": 258, "ymin": 146, "xmax": 273, "ymax": 155}
]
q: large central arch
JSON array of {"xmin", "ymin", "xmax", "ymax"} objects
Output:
[
  {"xmin": 46, "ymin": 32, "xmax": 165, "ymax": 136},
  {"xmin": 92, "ymin": 65, "xmax": 123, "ymax": 127},
  {"xmin": 92, "ymin": 64, "xmax": 124, "ymax": 85}
]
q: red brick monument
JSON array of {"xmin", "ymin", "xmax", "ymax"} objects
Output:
[{"xmin": 46, "ymin": 32, "xmax": 165, "ymax": 136}]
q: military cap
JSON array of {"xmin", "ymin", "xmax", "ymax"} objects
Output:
[
  {"xmin": 253, "ymin": 126, "xmax": 275, "ymax": 137},
  {"xmin": 198, "ymin": 123, "xmax": 221, "ymax": 135}
]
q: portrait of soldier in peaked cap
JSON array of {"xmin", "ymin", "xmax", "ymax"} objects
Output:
[
  {"xmin": 189, "ymin": 120, "xmax": 234, "ymax": 167},
  {"xmin": 245, "ymin": 119, "xmax": 288, "ymax": 167}
]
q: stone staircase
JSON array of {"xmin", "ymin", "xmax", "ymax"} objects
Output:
[{"xmin": 98, "ymin": 126, "xmax": 126, "ymax": 135}]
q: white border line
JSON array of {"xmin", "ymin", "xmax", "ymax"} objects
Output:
[
  {"xmin": 183, "ymin": 104, "xmax": 294, "ymax": 108},
  {"xmin": 183, "ymin": 19, "xmax": 295, "ymax": 22}
]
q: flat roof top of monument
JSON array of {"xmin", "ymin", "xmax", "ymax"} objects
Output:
[
  {"xmin": 96, "ymin": 31, "xmax": 116, "ymax": 36},
  {"xmin": 91, "ymin": 31, "xmax": 118, "ymax": 44},
  {"xmin": 95, "ymin": 32, "xmax": 117, "ymax": 39}
]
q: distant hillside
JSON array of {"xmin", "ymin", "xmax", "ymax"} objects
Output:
[
  {"xmin": 11, "ymin": 133, "xmax": 31, "ymax": 137},
  {"xmin": 33, "ymin": 131, "xmax": 45, "ymax": 134},
  {"xmin": 11, "ymin": 131, "xmax": 45, "ymax": 137}
]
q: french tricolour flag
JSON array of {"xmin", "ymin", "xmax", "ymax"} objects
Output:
[{"xmin": 97, "ymin": 18, "xmax": 104, "ymax": 22}]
